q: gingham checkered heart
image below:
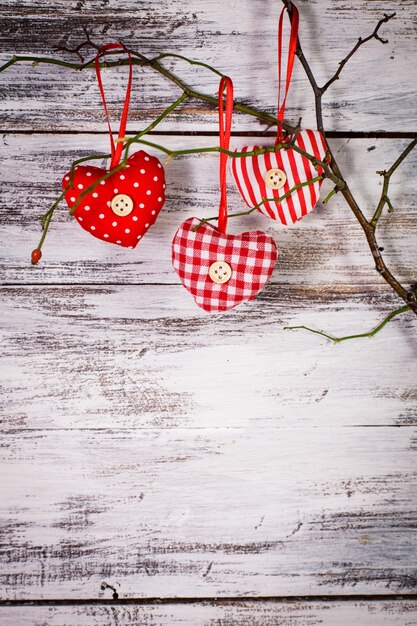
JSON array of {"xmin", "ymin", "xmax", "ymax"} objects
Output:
[
  {"xmin": 231, "ymin": 129, "xmax": 328, "ymax": 225},
  {"xmin": 172, "ymin": 217, "xmax": 278, "ymax": 312}
]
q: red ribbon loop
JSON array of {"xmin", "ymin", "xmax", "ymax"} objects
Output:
[
  {"xmin": 276, "ymin": 2, "xmax": 299, "ymax": 143},
  {"xmin": 94, "ymin": 43, "xmax": 133, "ymax": 169},
  {"xmin": 217, "ymin": 76, "xmax": 234, "ymax": 233}
]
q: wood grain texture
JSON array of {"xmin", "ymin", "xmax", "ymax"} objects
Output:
[
  {"xmin": 0, "ymin": 0, "xmax": 416, "ymax": 132},
  {"xmin": 1, "ymin": 0, "xmax": 417, "ymax": 618},
  {"xmin": 1, "ymin": 599, "xmax": 417, "ymax": 626},
  {"xmin": 1, "ymin": 284, "xmax": 417, "ymax": 598},
  {"xmin": 1, "ymin": 285, "xmax": 416, "ymax": 430},
  {"xmin": 1, "ymin": 424, "xmax": 416, "ymax": 599},
  {"xmin": 2, "ymin": 136, "xmax": 417, "ymax": 286}
]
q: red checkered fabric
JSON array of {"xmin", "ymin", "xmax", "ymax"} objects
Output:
[
  {"xmin": 231, "ymin": 129, "xmax": 328, "ymax": 225},
  {"xmin": 172, "ymin": 217, "xmax": 278, "ymax": 312}
]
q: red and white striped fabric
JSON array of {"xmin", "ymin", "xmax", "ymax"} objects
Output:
[
  {"xmin": 172, "ymin": 217, "xmax": 277, "ymax": 312},
  {"xmin": 231, "ymin": 129, "xmax": 328, "ymax": 225}
]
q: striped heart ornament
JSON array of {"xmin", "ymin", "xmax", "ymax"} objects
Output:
[
  {"xmin": 231, "ymin": 3, "xmax": 328, "ymax": 226},
  {"xmin": 231, "ymin": 130, "xmax": 327, "ymax": 225}
]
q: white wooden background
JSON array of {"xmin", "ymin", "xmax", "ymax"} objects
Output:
[{"xmin": 1, "ymin": 1, "xmax": 417, "ymax": 624}]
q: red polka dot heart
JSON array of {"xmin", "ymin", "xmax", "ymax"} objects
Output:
[
  {"xmin": 63, "ymin": 150, "xmax": 166, "ymax": 248},
  {"xmin": 61, "ymin": 43, "xmax": 166, "ymax": 249}
]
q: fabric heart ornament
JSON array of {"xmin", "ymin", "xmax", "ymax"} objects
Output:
[
  {"xmin": 172, "ymin": 218, "xmax": 277, "ymax": 312},
  {"xmin": 231, "ymin": 130, "xmax": 327, "ymax": 225},
  {"xmin": 63, "ymin": 150, "xmax": 165, "ymax": 248},
  {"xmin": 172, "ymin": 77, "xmax": 277, "ymax": 312},
  {"xmin": 63, "ymin": 43, "xmax": 166, "ymax": 248},
  {"xmin": 231, "ymin": 3, "xmax": 329, "ymax": 226}
]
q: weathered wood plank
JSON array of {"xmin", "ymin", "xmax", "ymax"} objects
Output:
[
  {"xmin": 0, "ymin": 425, "xmax": 416, "ymax": 598},
  {"xmin": 0, "ymin": 1, "xmax": 416, "ymax": 131},
  {"xmin": 1, "ymin": 0, "xmax": 416, "ymax": 611},
  {"xmin": 1, "ymin": 284, "xmax": 416, "ymax": 430},
  {"xmin": 2, "ymin": 136, "xmax": 416, "ymax": 285},
  {"xmin": 1, "ymin": 599, "xmax": 417, "ymax": 626}
]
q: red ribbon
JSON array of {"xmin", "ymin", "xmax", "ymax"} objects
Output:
[
  {"xmin": 94, "ymin": 43, "xmax": 133, "ymax": 169},
  {"xmin": 217, "ymin": 76, "xmax": 234, "ymax": 233},
  {"xmin": 276, "ymin": 2, "xmax": 299, "ymax": 143}
]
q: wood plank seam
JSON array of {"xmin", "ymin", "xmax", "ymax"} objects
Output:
[{"xmin": 2, "ymin": 594, "xmax": 417, "ymax": 606}]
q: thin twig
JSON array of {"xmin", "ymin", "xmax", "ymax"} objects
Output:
[
  {"xmin": 321, "ymin": 13, "xmax": 396, "ymax": 93},
  {"xmin": 322, "ymin": 186, "xmax": 338, "ymax": 204},
  {"xmin": 288, "ymin": 117, "xmax": 302, "ymax": 146},
  {"xmin": 56, "ymin": 29, "xmax": 100, "ymax": 61},
  {"xmin": 33, "ymin": 153, "xmax": 110, "ymax": 255},
  {"xmin": 153, "ymin": 52, "xmax": 225, "ymax": 77},
  {"xmin": 134, "ymin": 138, "xmax": 327, "ymax": 163},
  {"xmin": 0, "ymin": 50, "xmax": 295, "ymax": 134},
  {"xmin": 131, "ymin": 138, "xmax": 337, "ymax": 185},
  {"xmin": 371, "ymin": 138, "xmax": 417, "ymax": 228},
  {"xmin": 284, "ymin": 305, "xmax": 411, "ymax": 344},
  {"xmin": 282, "ymin": 0, "xmax": 323, "ymax": 131},
  {"xmin": 133, "ymin": 141, "xmax": 292, "ymax": 160}
]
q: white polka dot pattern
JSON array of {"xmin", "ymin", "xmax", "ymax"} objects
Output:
[{"xmin": 63, "ymin": 150, "xmax": 166, "ymax": 248}]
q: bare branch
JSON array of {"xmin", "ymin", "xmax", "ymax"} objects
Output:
[
  {"xmin": 282, "ymin": 0, "xmax": 323, "ymax": 131},
  {"xmin": 287, "ymin": 117, "xmax": 302, "ymax": 146},
  {"xmin": 281, "ymin": 1, "xmax": 417, "ymax": 317},
  {"xmin": 56, "ymin": 29, "xmax": 100, "ymax": 61},
  {"xmin": 2, "ymin": 11, "xmax": 415, "ymax": 328},
  {"xmin": 371, "ymin": 139, "xmax": 417, "ymax": 227},
  {"xmin": 285, "ymin": 305, "xmax": 411, "ymax": 344},
  {"xmin": 321, "ymin": 13, "xmax": 396, "ymax": 93},
  {"xmin": 0, "ymin": 50, "xmax": 296, "ymax": 135}
]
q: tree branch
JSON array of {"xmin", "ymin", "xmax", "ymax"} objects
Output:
[
  {"xmin": 31, "ymin": 153, "xmax": 110, "ymax": 262},
  {"xmin": 282, "ymin": 1, "xmax": 417, "ymax": 318},
  {"xmin": 0, "ymin": 48, "xmax": 295, "ymax": 134},
  {"xmin": 321, "ymin": 13, "xmax": 396, "ymax": 93},
  {"xmin": 371, "ymin": 138, "xmax": 417, "ymax": 228},
  {"xmin": 284, "ymin": 305, "xmax": 411, "ymax": 344},
  {"xmin": 281, "ymin": 0, "xmax": 323, "ymax": 131},
  {"xmin": 56, "ymin": 28, "xmax": 100, "ymax": 61},
  {"xmin": 3, "ymin": 18, "xmax": 416, "ymax": 331},
  {"xmin": 130, "ymin": 139, "xmax": 335, "ymax": 182}
]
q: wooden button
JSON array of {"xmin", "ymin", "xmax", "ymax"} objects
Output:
[
  {"xmin": 265, "ymin": 168, "xmax": 286, "ymax": 190},
  {"xmin": 111, "ymin": 193, "xmax": 134, "ymax": 216},
  {"xmin": 209, "ymin": 261, "xmax": 232, "ymax": 284}
]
